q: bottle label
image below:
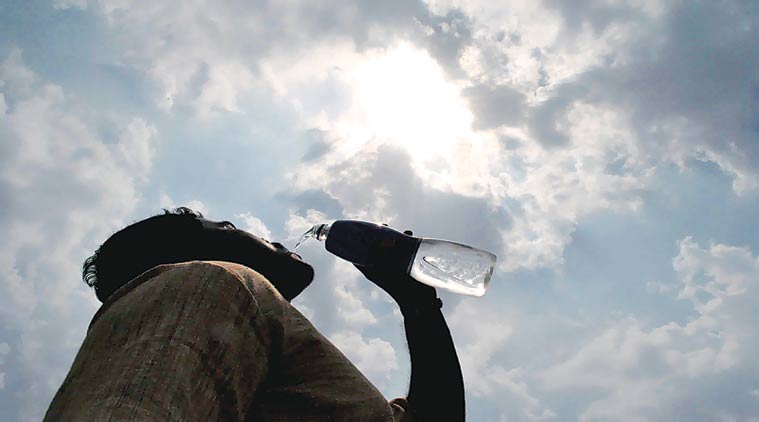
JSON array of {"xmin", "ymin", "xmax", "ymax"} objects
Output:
[{"xmin": 325, "ymin": 220, "xmax": 421, "ymax": 271}]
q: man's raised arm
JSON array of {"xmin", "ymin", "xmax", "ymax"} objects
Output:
[
  {"xmin": 398, "ymin": 288, "xmax": 465, "ymax": 421},
  {"xmin": 356, "ymin": 263, "xmax": 465, "ymax": 421}
]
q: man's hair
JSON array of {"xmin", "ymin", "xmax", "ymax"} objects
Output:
[{"xmin": 83, "ymin": 207, "xmax": 206, "ymax": 303}]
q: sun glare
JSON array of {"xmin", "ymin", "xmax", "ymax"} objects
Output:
[{"xmin": 339, "ymin": 43, "xmax": 474, "ymax": 166}]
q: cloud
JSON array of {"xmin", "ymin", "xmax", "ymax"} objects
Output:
[
  {"xmin": 0, "ymin": 342, "xmax": 9, "ymax": 390},
  {"xmin": 330, "ymin": 260, "xmax": 379, "ymax": 327},
  {"xmin": 64, "ymin": 0, "xmax": 676, "ymax": 277},
  {"xmin": 283, "ymin": 210, "xmax": 398, "ymax": 392},
  {"xmin": 541, "ymin": 237, "xmax": 759, "ymax": 421},
  {"xmin": 284, "ymin": 209, "xmax": 331, "ymax": 244},
  {"xmin": 0, "ymin": 48, "xmax": 158, "ymax": 421},
  {"xmin": 158, "ymin": 193, "xmax": 209, "ymax": 216},
  {"xmin": 261, "ymin": 31, "xmax": 651, "ymax": 272},
  {"xmin": 4, "ymin": 1, "xmax": 757, "ymax": 420},
  {"xmin": 415, "ymin": 0, "xmax": 758, "ymax": 274},
  {"xmin": 288, "ymin": 143, "xmax": 509, "ymax": 260},
  {"xmin": 463, "ymin": 83, "xmax": 526, "ymax": 129},
  {"xmin": 330, "ymin": 330, "xmax": 398, "ymax": 386},
  {"xmin": 52, "ymin": 0, "xmax": 87, "ymax": 10},
  {"xmin": 284, "ymin": 208, "xmax": 380, "ymax": 328},
  {"xmin": 65, "ymin": 0, "xmax": 437, "ymax": 116},
  {"xmin": 448, "ymin": 300, "xmax": 556, "ymax": 420},
  {"xmin": 413, "ymin": 8, "xmax": 475, "ymax": 79},
  {"xmin": 235, "ymin": 212, "xmax": 273, "ymax": 240},
  {"xmin": 532, "ymin": 1, "xmax": 759, "ymax": 193},
  {"xmin": 116, "ymin": 119, "xmax": 157, "ymax": 179}
]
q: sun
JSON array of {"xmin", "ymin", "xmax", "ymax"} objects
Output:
[{"xmin": 338, "ymin": 43, "xmax": 474, "ymax": 166}]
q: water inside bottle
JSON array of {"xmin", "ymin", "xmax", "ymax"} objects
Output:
[{"xmin": 409, "ymin": 239, "xmax": 496, "ymax": 297}]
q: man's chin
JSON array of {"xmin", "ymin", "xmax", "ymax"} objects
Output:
[{"xmin": 269, "ymin": 258, "xmax": 314, "ymax": 301}]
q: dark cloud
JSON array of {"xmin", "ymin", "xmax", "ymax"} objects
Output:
[
  {"xmin": 414, "ymin": 9, "xmax": 475, "ymax": 79},
  {"xmin": 605, "ymin": 1, "xmax": 757, "ymax": 178},
  {"xmin": 300, "ymin": 129, "xmax": 334, "ymax": 162},
  {"xmin": 527, "ymin": 83, "xmax": 585, "ymax": 148},
  {"xmin": 526, "ymin": 0, "xmax": 759, "ymax": 178},
  {"xmin": 543, "ymin": 0, "xmax": 644, "ymax": 34},
  {"xmin": 372, "ymin": 146, "xmax": 511, "ymax": 252},
  {"xmin": 292, "ymin": 144, "xmax": 510, "ymax": 255},
  {"xmin": 279, "ymin": 188, "xmax": 344, "ymax": 219},
  {"xmin": 288, "ymin": 0, "xmax": 428, "ymax": 47},
  {"xmin": 301, "ymin": 0, "xmax": 476, "ymax": 78},
  {"xmin": 463, "ymin": 83, "xmax": 526, "ymax": 129}
]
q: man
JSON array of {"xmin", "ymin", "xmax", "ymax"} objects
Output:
[{"xmin": 44, "ymin": 207, "xmax": 465, "ymax": 421}]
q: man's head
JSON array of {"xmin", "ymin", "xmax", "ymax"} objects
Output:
[{"xmin": 83, "ymin": 207, "xmax": 314, "ymax": 302}]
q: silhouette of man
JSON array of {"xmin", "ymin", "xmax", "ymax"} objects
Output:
[{"xmin": 44, "ymin": 207, "xmax": 465, "ymax": 421}]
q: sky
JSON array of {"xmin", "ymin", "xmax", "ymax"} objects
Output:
[{"xmin": 0, "ymin": 0, "xmax": 757, "ymax": 420}]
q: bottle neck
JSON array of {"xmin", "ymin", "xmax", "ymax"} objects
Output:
[{"xmin": 315, "ymin": 223, "xmax": 330, "ymax": 241}]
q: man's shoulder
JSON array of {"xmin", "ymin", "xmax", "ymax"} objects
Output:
[
  {"xmin": 104, "ymin": 261, "xmax": 253, "ymax": 303},
  {"xmin": 187, "ymin": 261, "xmax": 281, "ymax": 298},
  {"xmin": 90, "ymin": 260, "xmax": 283, "ymax": 331},
  {"xmin": 153, "ymin": 260, "xmax": 258, "ymax": 278},
  {"xmin": 135, "ymin": 260, "xmax": 273, "ymax": 292}
]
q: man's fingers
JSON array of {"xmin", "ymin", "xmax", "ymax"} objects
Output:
[{"xmin": 380, "ymin": 223, "xmax": 414, "ymax": 236}]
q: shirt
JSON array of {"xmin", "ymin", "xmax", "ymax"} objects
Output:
[{"xmin": 44, "ymin": 261, "xmax": 413, "ymax": 421}]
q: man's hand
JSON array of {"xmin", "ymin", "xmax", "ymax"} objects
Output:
[{"xmin": 353, "ymin": 229, "xmax": 437, "ymax": 310}]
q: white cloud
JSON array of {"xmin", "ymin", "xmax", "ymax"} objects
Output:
[
  {"xmin": 269, "ymin": 35, "xmax": 654, "ymax": 272},
  {"xmin": 117, "ymin": 119, "xmax": 157, "ymax": 180},
  {"xmin": 421, "ymin": 0, "xmax": 759, "ymax": 268},
  {"xmin": 645, "ymin": 280, "xmax": 676, "ymax": 294},
  {"xmin": 158, "ymin": 193, "xmax": 209, "ymax": 217},
  {"xmin": 290, "ymin": 298, "xmax": 316, "ymax": 321},
  {"xmin": 330, "ymin": 330, "xmax": 398, "ymax": 385},
  {"xmin": 284, "ymin": 209, "xmax": 330, "ymax": 244},
  {"xmin": 0, "ymin": 49, "xmax": 158, "ymax": 421},
  {"xmin": 331, "ymin": 260, "xmax": 378, "ymax": 327},
  {"xmin": 449, "ymin": 301, "xmax": 555, "ymax": 420},
  {"xmin": 82, "ymin": 0, "xmax": 428, "ymax": 117},
  {"xmin": 235, "ymin": 212, "xmax": 272, "ymax": 240},
  {"xmin": 77, "ymin": 0, "xmax": 753, "ymax": 279},
  {"xmin": 541, "ymin": 237, "xmax": 759, "ymax": 420}
]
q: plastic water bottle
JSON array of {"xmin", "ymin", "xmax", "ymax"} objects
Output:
[{"xmin": 297, "ymin": 220, "xmax": 497, "ymax": 297}]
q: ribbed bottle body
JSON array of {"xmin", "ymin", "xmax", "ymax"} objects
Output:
[{"xmin": 409, "ymin": 238, "xmax": 496, "ymax": 296}]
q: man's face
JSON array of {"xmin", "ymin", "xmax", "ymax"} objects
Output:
[{"xmin": 196, "ymin": 217, "xmax": 314, "ymax": 300}]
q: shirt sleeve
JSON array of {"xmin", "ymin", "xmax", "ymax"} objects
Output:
[{"xmin": 44, "ymin": 261, "xmax": 286, "ymax": 422}]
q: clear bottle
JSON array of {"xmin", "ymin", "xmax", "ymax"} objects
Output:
[{"xmin": 305, "ymin": 220, "xmax": 497, "ymax": 297}]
